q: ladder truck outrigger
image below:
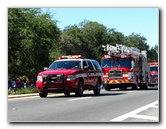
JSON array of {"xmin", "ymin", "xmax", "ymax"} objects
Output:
[{"xmin": 101, "ymin": 44, "xmax": 150, "ymax": 90}]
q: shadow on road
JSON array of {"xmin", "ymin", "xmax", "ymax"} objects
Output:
[
  {"xmin": 47, "ymin": 92, "xmax": 126, "ymax": 99},
  {"xmin": 117, "ymin": 86, "xmax": 158, "ymax": 91},
  {"xmin": 47, "ymin": 86, "xmax": 158, "ymax": 99}
]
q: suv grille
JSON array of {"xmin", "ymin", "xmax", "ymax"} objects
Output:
[
  {"xmin": 109, "ymin": 70, "xmax": 122, "ymax": 78},
  {"xmin": 43, "ymin": 74, "xmax": 63, "ymax": 83}
]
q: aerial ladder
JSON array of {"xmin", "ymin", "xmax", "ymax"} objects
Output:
[{"xmin": 102, "ymin": 44, "xmax": 147, "ymax": 58}]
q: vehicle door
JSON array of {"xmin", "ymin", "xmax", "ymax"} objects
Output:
[
  {"xmin": 91, "ymin": 60, "xmax": 102, "ymax": 86},
  {"xmin": 82, "ymin": 60, "xmax": 89, "ymax": 89},
  {"xmin": 87, "ymin": 60, "xmax": 96, "ymax": 87}
]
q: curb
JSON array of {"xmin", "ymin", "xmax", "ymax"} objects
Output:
[
  {"xmin": 8, "ymin": 89, "xmax": 104, "ymax": 99},
  {"xmin": 8, "ymin": 93, "xmax": 39, "ymax": 99}
]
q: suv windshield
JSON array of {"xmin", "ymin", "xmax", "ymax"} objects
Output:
[
  {"xmin": 101, "ymin": 58, "xmax": 130, "ymax": 68},
  {"xmin": 49, "ymin": 61, "xmax": 81, "ymax": 70}
]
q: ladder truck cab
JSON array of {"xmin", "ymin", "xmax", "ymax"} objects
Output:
[
  {"xmin": 101, "ymin": 44, "xmax": 150, "ymax": 90},
  {"xmin": 148, "ymin": 62, "xmax": 158, "ymax": 87}
]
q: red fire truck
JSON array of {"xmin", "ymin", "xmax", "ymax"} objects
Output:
[
  {"xmin": 149, "ymin": 62, "xmax": 158, "ymax": 86},
  {"xmin": 101, "ymin": 44, "xmax": 150, "ymax": 90},
  {"xmin": 36, "ymin": 55, "xmax": 102, "ymax": 97}
]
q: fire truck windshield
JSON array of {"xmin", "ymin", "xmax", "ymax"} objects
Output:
[
  {"xmin": 49, "ymin": 61, "xmax": 81, "ymax": 70},
  {"xmin": 150, "ymin": 66, "xmax": 158, "ymax": 72},
  {"xmin": 101, "ymin": 58, "xmax": 130, "ymax": 68}
]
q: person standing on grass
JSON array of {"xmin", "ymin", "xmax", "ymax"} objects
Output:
[
  {"xmin": 12, "ymin": 79, "xmax": 18, "ymax": 92},
  {"xmin": 17, "ymin": 78, "xmax": 22, "ymax": 88}
]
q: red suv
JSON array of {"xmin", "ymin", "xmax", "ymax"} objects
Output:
[{"xmin": 36, "ymin": 55, "xmax": 102, "ymax": 98}]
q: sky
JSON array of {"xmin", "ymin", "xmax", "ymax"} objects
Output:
[{"xmin": 43, "ymin": 8, "xmax": 159, "ymax": 48}]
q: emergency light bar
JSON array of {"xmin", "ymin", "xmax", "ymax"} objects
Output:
[{"xmin": 58, "ymin": 55, "xmax": 85, "ymax": 60}]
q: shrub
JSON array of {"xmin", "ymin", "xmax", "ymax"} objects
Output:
[{"xmin": 8, "ymin": 87, "xmax": 38, "ymax": 95}]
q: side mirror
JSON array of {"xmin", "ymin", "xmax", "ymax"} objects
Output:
[
  {"xmin": 84, "ymin": 66, "xmax": 89, "ymax": 70},
  {"xmin": 43, "ymin": 67, "xmax": 48, "ymax": 70}
]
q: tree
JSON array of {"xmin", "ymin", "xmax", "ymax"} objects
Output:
[
  {"xmin": 79, "ymin": 20, "xmax": 109, "ymax": 61},
  {"xmin": 60, "ymin": 25, "xmax": 82, "ymax": 55},
  {"xmin": 148, "ymin": 45, "xmax": 158, "ymax": 62},
  {"xmin": 107, "ymin": 30, "xmax": 128, "ymax": 46},
  {"xmin": 59, "ymin": 20, "xmax": 109, "ymax": 62},
  {"xmin": 126, "ymin": 32, "xmax": 149, "ymax": 51},
  {"xmin": 8, "ymin": 8, "xmax": 61, "ymax": 77}
]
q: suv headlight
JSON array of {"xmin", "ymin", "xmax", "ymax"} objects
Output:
[
  {"xmin": 37, "ymin": 76, "xmax": 43, "ymax": 82},
  {"xmin": 67, "ymin": 75, "xmax": 76, "ymax": 81}
]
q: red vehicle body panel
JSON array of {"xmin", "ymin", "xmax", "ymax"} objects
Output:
[{"xmin": 149, "ymin": 62, "xmax": 158, "ymax": 86}]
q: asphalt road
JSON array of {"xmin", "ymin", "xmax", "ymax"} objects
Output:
[{"xmin": 8, "ymin": 87, "xmax": 159, "ymax": 122}]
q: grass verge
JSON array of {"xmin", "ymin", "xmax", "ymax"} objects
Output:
[{"xmin": 8, "ymin": 87, "xmax": 38, "ymax": 95}]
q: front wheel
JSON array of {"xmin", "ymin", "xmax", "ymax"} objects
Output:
[
  {"xmin": 143, "ymin": 82, "xmax": 148, "ymax": 90},
  {"xmin": 75, "ymin": 80, "xmax": 84, "ymax": 96},
  {"xmin": 64, "ymin": 92, "xmax": 70, "ymax": 96},
  {"xmin": 132, "ymin": 83, "xmax": 138, "ymax": 90},
  {"xmin": 119, "ymin": 85, "xmax": 127, "ymax": 90},
  {"xmin": 93, "ymin": 80, "xmax": 101, "ymax": 95},
  {"xmin": 39, "ymin": 92, "xmax": 48, "ymax": 98},
  {"xmin": 105, "ymin": 85, "xmax": 111, "ymax": 91}
]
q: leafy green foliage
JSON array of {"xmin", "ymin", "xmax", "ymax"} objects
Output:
[
  {"xmin": 148, "ymin": 45, "xmax": 158, "ymax": 62},
  {"xmin": 8, "ymin": 8, "xmax": 61, "ymax": 77},
  {"xmin": 8, "ymin": 87, "xmax": 38, "ymax": 95}
]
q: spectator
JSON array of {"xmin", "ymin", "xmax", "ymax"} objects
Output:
[
  {"xmin": 30, "ymin": 77, "xmax": 35, "ymax": 89},
  {"xmin": 12, "ymin": 79, "xmax": 18, "ymax": 92},
  {"xmin": 17, "ymin": 78, "xmax": 22, "ymax": 88},
  {"xmin": 23, "ymin": 81, "xmax": 27, "ymax": 88}
]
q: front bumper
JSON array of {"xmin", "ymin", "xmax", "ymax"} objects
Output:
[{"xmin": 36, "ymin": 79, "xmax": 78, "ymax": 93}]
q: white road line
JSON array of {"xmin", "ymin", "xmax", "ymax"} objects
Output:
[
  {"xmin": 110, "ymin": 101, "xmax": 158, "ymax": 122},
  {"xmin": 131, "ymin": 114, "xmax": 158, "ymax": 121},
  {"xmin": 151, "ymin": 105, "xmax": 158, "ymax": 108},
  {"xmin": 68, "ymin": 97, "xmax": 92, "ymax": 101}
]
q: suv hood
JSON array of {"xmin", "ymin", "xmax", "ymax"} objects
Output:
[{"xmin": 38, "ymin": 69, "xmax": 82, "ymax": 76}]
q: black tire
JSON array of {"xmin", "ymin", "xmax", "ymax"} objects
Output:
[
  {"xmin": 75, "ymin": 80, "xmax": 84, "ymax": 96},
  {"xmin": 64, "ymin": 92, "xmax": 70, "ymax": 96},
  {"xmin": 132, "ymin": 83, "xmax": 138, "ymax": 90},
  {"xmin": 105, "ymin": 85, "xmax": 111, "ymax": 91},
  {"xmin": 140, "ymin": 82, "xmax": 148, "ymax": 90},
  {"xmin": 139, "ymin": 83, "xmax": 144, "ymax": 90},
  {"xmin": 93, "ymin": 80, "xmax": 101, "ymax": 95},
  {"xmin": 119, "ymin": 86, "xmax": 127, "ymax": 90},
  {"xmin": 143, "ymin": 82, "xmax": 148, "ymax": 90},
  {"xmin": 132, "ymin": 75, "xmax": 139, "ymax": 90},
  {"xmin": 39, "ymin": 92, "xmax": 48, "ymax": 98},
  {"xmin": 143, "ymin": 76, "xmax": 149, "ymax": 90}
]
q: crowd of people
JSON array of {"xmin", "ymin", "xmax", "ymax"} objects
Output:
[{"xmin": 8, "ymin": 75, "xmax": 36, "ymax": 92}]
